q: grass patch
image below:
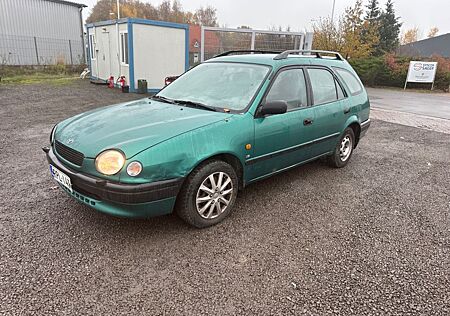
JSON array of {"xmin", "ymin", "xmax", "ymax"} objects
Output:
[{"xmin": 1, "ymin": 73, "xmax": 79, "ymax": 85}]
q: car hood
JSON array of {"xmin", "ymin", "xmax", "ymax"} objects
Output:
[{"xmin": 55, "ymin": 99, "xmax": 229, "ymax": 158}]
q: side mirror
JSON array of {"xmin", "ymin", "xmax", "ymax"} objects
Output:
[{"xmin": 259, "ymin": 100, "xmax": 288, "ymax": 116}]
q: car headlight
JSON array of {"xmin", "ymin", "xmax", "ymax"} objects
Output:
[
  {"xmin": 50, "ymin": 124, "xmax": 57, "ymax": 144},
  {"xmin": 95, "ymin": 149, "xmax": 125, "ymax": 175}
]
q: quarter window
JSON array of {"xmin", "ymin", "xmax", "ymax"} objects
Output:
[
  {"xmin": 120, "ymin": 32, "xmax": 129, "ymax": 65},
  {"xmin": 333, "ymin": 67, "xmax": 363, "ymax": 95},
  {"xmin": 308, "ymin": 68, "xmax": 340, "ymax": 105},
  {"xmin": 266, "ymin": 69, "xmax": 308, "ymax": 110}
]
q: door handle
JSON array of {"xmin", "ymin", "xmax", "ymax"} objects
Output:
[
  {"xmin": 344, "ymin": 108, "xmax": 350, "ymax": 114},
  {"xmin": 303, "ymin": 118, "xmax": 313, "ymax": 126}
]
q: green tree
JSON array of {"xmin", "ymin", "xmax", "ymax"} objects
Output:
[
  {"xmin": 362, "ymin": 0, "xmax": 381, "ymax": 55},
  {"xmin": 377, "ymin": 0, "xmax": 402, "ymax": 54},
  {"xmin": 365, "ymin": 0, "xmax": 381, "ymax": 20}
]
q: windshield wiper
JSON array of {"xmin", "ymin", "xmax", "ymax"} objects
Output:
[
  {"xmin": 173, "ymin": 99, "xmax": 217, "ymax": 112},
  {"xmin": 151, "ymin": 95, "xmax": 177, "ymax": 104}
]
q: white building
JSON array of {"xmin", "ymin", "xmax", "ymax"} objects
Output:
[
  {"xmin": 0, "ymin": 0, "xmax": 86, "ymax": 65},
  {"xmin": 86, "ymin": 18, "xmax": 189, "ymax": 93}
]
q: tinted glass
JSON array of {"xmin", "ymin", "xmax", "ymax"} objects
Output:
[
  {"xmin": 159, "ymin": 63, "xmax": 270, "ymax": 111},
  {"xmin": 308, "ymin": 68, "xmax": 338, "ymax": 105},
  {"xmin": 334, "ymin": 68, "xmax": 363, "ymax": 95},
  {"xmin": 266, "ymin": 69, "xmax": 308, "ymax": 110}
]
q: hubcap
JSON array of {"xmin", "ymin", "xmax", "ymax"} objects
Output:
[
  {"xmin": 339, "ymin": 135, "xmax": 352, "ymax": 162},
  {"xmin": 196, "ymin": 172, "xmax": 233, "ymax": 219}
]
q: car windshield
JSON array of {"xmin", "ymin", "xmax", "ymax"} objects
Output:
[{"xmin": 157, "ymin": 62, "xmax": 270, "ymax": 111}]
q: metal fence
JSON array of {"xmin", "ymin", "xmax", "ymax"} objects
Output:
[
  {"xmin": 0, "ymin": 34, "xmax": 84, "ymax": 65},
  {"xmin": 200, "ymin": 27, "xmax": 314, "ymax": 62}
]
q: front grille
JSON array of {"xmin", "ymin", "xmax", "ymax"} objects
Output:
[{"xmin": 55, "ymin": 140, "xmax": 85, "ymax": 166}]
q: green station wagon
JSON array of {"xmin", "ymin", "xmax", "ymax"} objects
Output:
[{"xmin": 44, "ymin": 50, "xmax": 370, "ymax": 228}]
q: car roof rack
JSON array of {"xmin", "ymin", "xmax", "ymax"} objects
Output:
[
  {"xmin": 273, "ymin": 50, "xmax": 344, "ymax": 61},
  {"xmin": 214, "ymin": 50, "xmax": 283, "ymax": 58}
]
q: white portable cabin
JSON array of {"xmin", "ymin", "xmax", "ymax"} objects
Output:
[{"xmin": 86, "ymin": 18, "xmax": 189, "ymax": 93}]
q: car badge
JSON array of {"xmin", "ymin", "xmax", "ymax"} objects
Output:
[{"xmin": 66, "ymin": 138, "xmax": 74, "ymax": 145}]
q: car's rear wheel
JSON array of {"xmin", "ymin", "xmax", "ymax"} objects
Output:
[
  {"xmin": 328, "ymin": 127, "xmax": 355, "ymax": 168},
  {"xmin": 176, "ymin": 160, "xmax": 238, "ymax": 228}
]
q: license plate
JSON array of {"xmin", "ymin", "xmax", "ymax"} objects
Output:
[{"xmin": 49, "ymin": 164, "xmax": 72, "ymax": 193}]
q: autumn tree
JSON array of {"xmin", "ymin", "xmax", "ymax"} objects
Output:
[
  {"xmin": 428, "ymin": 27, "xmax": 439, "ymax": 38},
  {"xmin": 313, "ymin": 1, "xmax": 379, "ymax": 59},
  {"xmin": 312, "ymin": 17, "xmax": 345, "ymax": 52},
  {"xmin": 86, "ymin": 0, "xmax": 218, "ymax": 26},
  {"xmin": 342, "ymin": 1, "xmax": 379, "ymax": 58},
  {"xmin": 193, "ymin": 6, "xmax": 219, "ymax": 26},
  {"xmin": 401, "ymin": 27, "xmax": 419, "ymax": 44}
]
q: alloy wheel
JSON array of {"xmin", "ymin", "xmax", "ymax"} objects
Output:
[{"xmin": 195, "ymin": 172, "xmax": 233, "ymax": 219}]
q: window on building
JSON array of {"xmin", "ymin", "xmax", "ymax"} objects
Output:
[
  {"xmin": 89, "ymin": 34, "xmax": 95, "ymax": 60},
  {"xmin": 120, "ymin": 32, "xmax": 129, "ymax": 65}
]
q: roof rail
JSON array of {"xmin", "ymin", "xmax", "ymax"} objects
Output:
[
  {"xmin": 273, "ymin": 50, "xmax": 344, "ymax": 61},
  {"xmin": 214, "ymin": 50, "xmax": 282, "ymax": 58}
]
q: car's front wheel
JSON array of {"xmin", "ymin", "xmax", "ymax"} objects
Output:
[
  {"xmin": 328, "ymin": 127, "xmax": 355, "ymax": 168},
  {"xmin": 176, "ymin": 160, "xmax": 238, "ymax": 228}
]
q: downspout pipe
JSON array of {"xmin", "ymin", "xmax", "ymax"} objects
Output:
[
  {"xmin": 116, "ymin": 0, "xmax": 121, "ymax": 79},
  {"xmin": 79, "ymin": 6, "xmax": 86, "ymax": 64}
]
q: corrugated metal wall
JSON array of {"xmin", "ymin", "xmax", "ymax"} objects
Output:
[{"xmin": 0, "ymin": 0, "xmax": 85, "ymax": 65}]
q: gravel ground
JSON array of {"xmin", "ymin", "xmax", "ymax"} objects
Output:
[{"xmin": 1, "ymin": 80, "xmax": 449, "ymax": 315}]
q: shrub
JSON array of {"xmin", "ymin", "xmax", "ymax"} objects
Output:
[{"xmin": 349, "ymin": 54, "xmax": 450, "ymax": 91}]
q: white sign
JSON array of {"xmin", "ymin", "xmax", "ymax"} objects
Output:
[{"xmin": 406, "ymin": 61, "xmax": 438, "ymax": 83}]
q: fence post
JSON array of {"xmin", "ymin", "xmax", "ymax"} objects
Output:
[
  {"xmin": 68, "ymin": 39, "xmax": 73, "ymax": 65},
  {"xmin": 33, "ymin": 36, "xmax": 39, "ymax": 65},
  {"xmin": 250, "ymin": 31, "xmax": 256, "ymax": 50}
]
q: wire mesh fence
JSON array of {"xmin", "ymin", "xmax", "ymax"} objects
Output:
[
  {"xmin": 201, "ymin": 28, "xmax": 306, "ymax": 62},
  {"xmin": 0, "ymin": 34, "xmax": 85, "ymax": 65},
  {"xmin": 253, "ymin": 33, "xmax": 302, "ymax": 51}
]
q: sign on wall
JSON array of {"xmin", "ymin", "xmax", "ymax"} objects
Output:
[{"xmin": 404, "ymin": 61, "xmax": 438, "ymax": 90}]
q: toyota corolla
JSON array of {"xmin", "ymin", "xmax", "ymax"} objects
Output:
[{"xmin": 43, "ymin": 50, "xmax": 370, "ymax": 228}]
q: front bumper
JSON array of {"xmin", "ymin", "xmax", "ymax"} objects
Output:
[{"xmin": 44, "ymin": 146, "xmax": 184, "ymax": 217}]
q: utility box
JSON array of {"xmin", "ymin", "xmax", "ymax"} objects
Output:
[
  {"xmin": 137, "ymin": 79, "xmax": 148, "ymax": 94},
  {"xmin": 86, "ymin": 18, "xmax": 189, "ymax": 93}
]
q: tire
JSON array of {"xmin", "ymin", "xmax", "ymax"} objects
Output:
[
  {"xmin": 176, "ymin": 160, "xmax": 239, "ymax": 228},
  {"xmin": 328, "ymin": 127, "xmax": 355, "ymax": 168}
]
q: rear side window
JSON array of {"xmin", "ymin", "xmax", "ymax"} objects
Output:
[
  {"xmin": 333, "ymin": 67, "xmax": 363, "ymax": 95},
  {"xmin": 308, "ymin": 68, "xmax": 341, "ymax": 105},
  {"xmin": 266, "ymin": 69, "xmax": 308, "ymax": 110}
]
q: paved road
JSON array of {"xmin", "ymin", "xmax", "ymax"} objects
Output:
[
  {"xmin": 1, "ymin": 81, "xmax": 449, "ymax": 315},
  {"xmin": 368, "ymin": 88, "xmax": 450, "ymax": 120}
]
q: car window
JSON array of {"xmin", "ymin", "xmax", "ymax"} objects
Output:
[
  {"xmin": 158, "ymin": 62, "xmax": 270, "ymax": 111},
  {"xmin": 266, "ymin": 69, "xmax": 308, "ymax": 110},
  {"xmin": 333, "ymin": 67, "xmax": 363, "ymax": 95},
  {"xmin": 308, "ymin": 68, "xmax": 340, "ymax": 105}
]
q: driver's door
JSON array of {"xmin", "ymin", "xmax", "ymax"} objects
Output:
[{"xmin": 247, "ymin": 67, "xmax": 317, "ymax": 181}]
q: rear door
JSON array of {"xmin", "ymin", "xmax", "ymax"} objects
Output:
[
  {"xmin": 248, "ymin": 67, "xmax": 316, "ymax": 181},
  {"xmin": 305, "ymin": 67, "xmax": 348, "ymax": 157}
]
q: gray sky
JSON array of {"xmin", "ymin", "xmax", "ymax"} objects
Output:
[{"xmin": 79, "ymin": 0, "xmax": 449, "ymax": 39}]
